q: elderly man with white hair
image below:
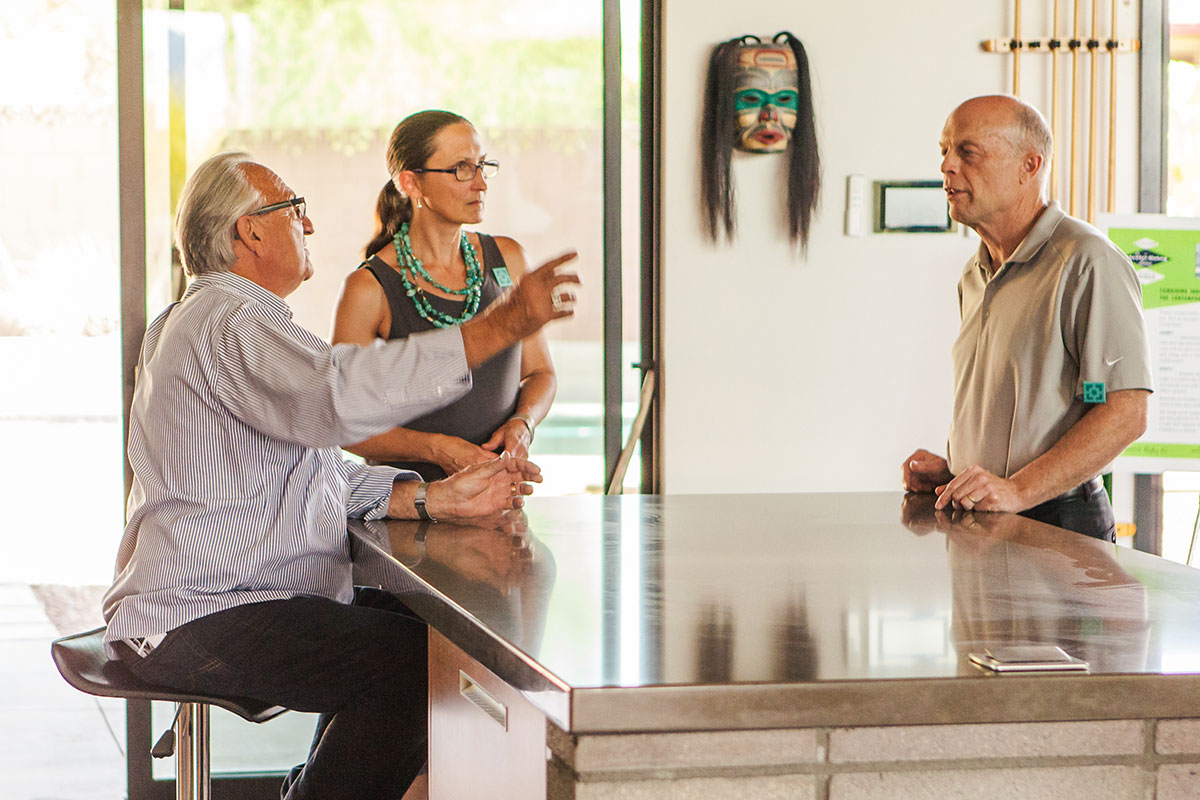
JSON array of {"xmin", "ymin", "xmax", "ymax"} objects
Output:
[
  {"xmin": 903, "ymin": 95, "xmax": 1152, "ymax": 542},
  {"xmin": 101, "ymin": 152, "xmax": 579, "ymax": 799}
]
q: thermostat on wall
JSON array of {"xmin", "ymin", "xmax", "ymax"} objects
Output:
[{"xmin": 874, "ymin": 181, "xmax": 953, "ymax": 233}]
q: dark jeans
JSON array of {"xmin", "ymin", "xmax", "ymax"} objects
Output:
[
  {"xmin": 1019, "ymin": 480, "xmax": 1116, "ymax": 542},
  {"xmin": 124, "ymin": 587, "xmax": 427, "ymax": 800}
]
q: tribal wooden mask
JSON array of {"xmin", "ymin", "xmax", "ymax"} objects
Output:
[
  {"xmin": 733, "ymin": 43, "xmax": 799, "ymax": 153},
  {"xmin": 702, "ymin": 32, "xmax": 820, "ymax": 249}
]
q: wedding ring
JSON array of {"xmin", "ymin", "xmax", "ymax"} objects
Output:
[
  {"xmin": 967, "ymin": 495, "xmax": 978, "ymax": 504},
  {"xmin": 510, "ymin": 483, "xmax": 519, "ymax": 497}
]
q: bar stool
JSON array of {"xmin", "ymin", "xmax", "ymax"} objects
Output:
[{"xmin": 51, "ymin": 626, "xmax": 287, "ymax": 800}]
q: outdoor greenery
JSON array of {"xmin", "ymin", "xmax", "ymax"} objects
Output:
[{"xmin": 189, "ymin": 0, "xmax": 613, "ymax": 153}]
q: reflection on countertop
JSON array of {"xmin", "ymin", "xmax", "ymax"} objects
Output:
[
  {"xmin": 351, "ymin": 492, "xmax": 1200, "ymax": 695},
  {"xmin": 353, "ymin": 511, "xmax": 556, "ymax": 661},
  {"xmin": 901, "ymin": 492, "xmax": 1150, "ymax": 674}
]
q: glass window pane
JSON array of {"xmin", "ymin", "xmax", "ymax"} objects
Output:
[
  {"xmin": 151, "ymin": 702, "xmax": 319, "ymax": 779},
  {"xmin": 1168, "ymin": 0, "xmax": 1200, "ymax": 215},
  {"xmin": 0, "ymin": 1, "xmax": 124, "ymax": 586},
  {"xmin": 151, "ymin": 1, "xmax": 615, "ymax": 499},
  {"xmin": 1164, "ymin": 1, "xmax": 1200, "ymax": 567},
  {"xmin": 142, "ymin": 0, "xmax": 640, "ymax": 778}
]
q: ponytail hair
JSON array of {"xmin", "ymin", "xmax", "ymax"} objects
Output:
[
  {"xmin": 363, "ymin": 109, "xmax": 471, "ymax": 258},
  {"xmin": 364, "ymin": 180, "xmax": 412, "ymax": 258}
]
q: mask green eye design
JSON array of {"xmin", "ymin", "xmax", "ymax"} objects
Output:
[
  {"xmin": 734, "ymin": 89, "xmax": 800, "ymax": 113},
  {"xmin": 732, "ymin": 46, "xmax": 799, "ymax": 153},
  {"xmin": 770, "ymin": 91, "xmax": 798, "ymax": 110}
]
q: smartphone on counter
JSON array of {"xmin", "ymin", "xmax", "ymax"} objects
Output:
[{"xmin": 968, "ymin": 644, "xmax": 1088, "ymax": 673}]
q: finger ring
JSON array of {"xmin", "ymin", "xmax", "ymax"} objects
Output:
[
  {"xmin": 551, "ymin": 286, "xmax": 573, "ymax": 311},
  {"xmin": 510, "ymin": 483, "xmax": 519, "ymax": 496},
  {"xmin": 967, "ymin": 495, "xmax": 978, "ymax": 504}
]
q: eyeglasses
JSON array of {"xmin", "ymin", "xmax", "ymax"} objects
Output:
[
  {"xmin": 412, "ymin": 160, "xmax": 499, "ymax": 182},
  {"xmin": 247, "ymin": 196, "xmax": 306, "ymax": 220}
]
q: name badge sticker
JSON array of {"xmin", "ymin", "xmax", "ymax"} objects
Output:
[
  {"xmin": 492, "ymin": 267, "xmax": 513, "ymax": 288},
  {"xmin": 1083, "ymin": 382, "xmax": 1107, "ymax": 403}
]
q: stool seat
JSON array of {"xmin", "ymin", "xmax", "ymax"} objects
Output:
[
  {"xmin": 53, "ymin": 625, "xmax": 289, "ymax": 800},
  {"xmin": 51, "ymin": 626, "xmax": 286, "ymax": 723}
]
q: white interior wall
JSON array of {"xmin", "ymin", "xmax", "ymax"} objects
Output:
[{"xmin": 660, "ymin": 0, "xmax": 1143, "ymax": 495}]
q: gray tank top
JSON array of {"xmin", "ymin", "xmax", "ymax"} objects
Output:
[{"xmin": 361, "ymin": 233, "xmax": 522, "ymax": 480}]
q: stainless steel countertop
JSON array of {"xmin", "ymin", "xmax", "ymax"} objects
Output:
[{"xmin": 349, "ymin": 492, "xmax": 1200, "ymax": 733}]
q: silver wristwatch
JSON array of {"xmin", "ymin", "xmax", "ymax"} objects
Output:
[{"xmin": 414, "ymin": 481, "xmax": 436, "ymax": 522}]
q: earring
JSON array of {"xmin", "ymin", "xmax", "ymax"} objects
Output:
[{"xmin": 415, "ymin": 198, "xmax": 423, "ymax": 210}]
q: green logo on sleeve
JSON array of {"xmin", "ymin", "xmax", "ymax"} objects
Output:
[{"xmin": 1083, "ymin": 382, "xmax": 1107, "ymax": 403}]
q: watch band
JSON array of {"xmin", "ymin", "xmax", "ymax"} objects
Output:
[{"xmin": 414, "ymin": 481, "xmax": 436, "ymax": 522}]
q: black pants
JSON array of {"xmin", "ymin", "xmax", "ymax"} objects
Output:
[
  {"xmin": 1019, "ymin": 479, "xmax": 1116, "ymax": 542},
  {"xmin": 124, "ymin": 587, "xmax": 427, "ymax": 800}
]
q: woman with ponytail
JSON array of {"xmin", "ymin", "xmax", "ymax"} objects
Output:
[{"xmin": 332, "ymin": 110, "xmax": 558, "ymax": 480}]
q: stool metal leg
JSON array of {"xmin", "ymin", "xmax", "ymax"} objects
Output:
[{"xmin": 176, "ymin": 702, "xmax": 210, "ymax": 800}]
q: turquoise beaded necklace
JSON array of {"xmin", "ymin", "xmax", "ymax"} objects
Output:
[{"xmin": 392, "ymin": 221, "xmax": 482, "ymax": 327}]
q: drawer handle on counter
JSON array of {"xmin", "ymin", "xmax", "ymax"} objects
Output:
[{"xmin": 459, "ymin": 670, "xmax": 508, "ymax": 731}]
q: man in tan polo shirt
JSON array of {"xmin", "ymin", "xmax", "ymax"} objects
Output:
[{"xmin": 902, "ymin": 95, "xmax": 1152, "ymax": 541}]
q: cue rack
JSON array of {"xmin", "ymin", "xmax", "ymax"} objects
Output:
[{"xmin": 983, "ymin": 0, "xmax": 1140, "ymax": 223}]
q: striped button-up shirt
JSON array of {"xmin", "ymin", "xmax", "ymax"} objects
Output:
[{"xmin": 102, "ymin": 271, "xmax": 470, "ymax": 656}]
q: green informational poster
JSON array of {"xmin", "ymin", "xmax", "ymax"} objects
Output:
[{"xmin": 1102, "ymin": 214, "xmax": 1200, "ymax": 472}]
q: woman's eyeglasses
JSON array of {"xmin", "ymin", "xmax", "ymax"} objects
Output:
[{"xmin": 412, "ymin": 161, "xmax": 499, "ymax": 182}]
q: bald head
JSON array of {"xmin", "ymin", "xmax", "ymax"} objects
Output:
[
  {"xmin": 940, "ymin": 94, "xmax": 1055, "ymax": 255},
  {"xmin": 951, "ymin": 95, "xmax": 1052, "ymax": 189}
]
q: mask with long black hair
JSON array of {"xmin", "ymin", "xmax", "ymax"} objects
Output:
[{"xmin": 701, "ymin": 32, "xmax": 820, "ymax": 249}]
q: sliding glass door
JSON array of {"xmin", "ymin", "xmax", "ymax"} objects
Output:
[{"xmin": 120, "ymin": 0, "xmax": 652, "ymax": 793}]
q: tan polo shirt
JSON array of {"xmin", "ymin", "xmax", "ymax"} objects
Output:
[{"xmin": 948, "ymin": 203, "xmax": 1152, "ymax": 479}]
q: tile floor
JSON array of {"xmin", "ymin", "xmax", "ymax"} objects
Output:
[
  {"xmin": 0, "ymin": 582, "xmax": 318, "ymax": 800},
  {"xmin": 1, "ymin": 582, "xmax": 125, "ymax": 800}
]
